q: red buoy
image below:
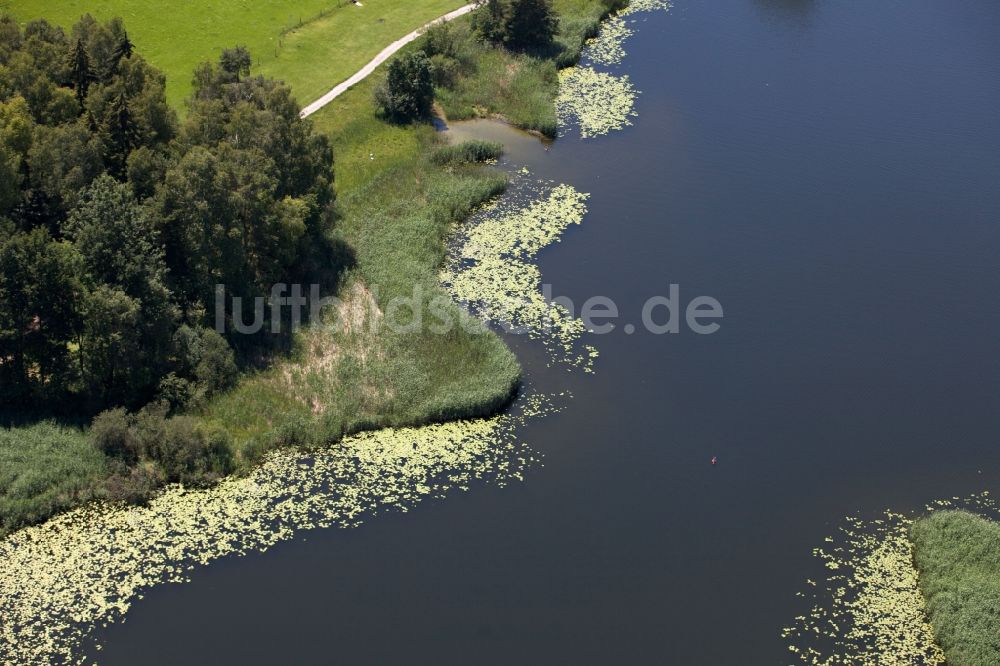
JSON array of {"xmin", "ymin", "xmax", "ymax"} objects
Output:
[{"xmin": 711, "ymin": 456, "xmax": 718, "ymax": 465}]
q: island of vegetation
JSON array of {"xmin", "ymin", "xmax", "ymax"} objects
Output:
[
  {"xmin": 911, "ymin": 510, "xmax": 1000, "ymax": 666},
  {"xmin": 785, "ymin": 497, "xmax": 1000, "ymax": 666}
]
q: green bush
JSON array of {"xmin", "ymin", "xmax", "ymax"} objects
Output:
[
  {"xmin": 90, "ymin": 408, "xmax": 140, "ymax": 463},
  {"xmin": 156, "ymin": 372, "xmax": 196, "ymax": 413},
  {"xmin": 505, "ymin": 0, "xmax": 559, "ymax": 51},
  {"xmin": 374, "ymin": 51, "xmax": 436, "ymax": 122},
  {"xmin": 101, "ymin": 461, "xmax": 164, "ymax": 505},
  {"xmin": 472, "ymin": 0, "xmax": 559, "ymax": 51},
  {"xmin": 149, "ymin": 416, "xmax": 233, "ymax": 485},
  {"xmin": 430, "ymin": 53, "xmax": 461, "ymax": 88},
  {"xmin": 90, "ymin": 402, "xmax": 234, "ymax": 488},
  {"xmin": 423, "ymin": 21, "xmax": 462, "ymax": 58},
  {"xmin": 193, "ymin": 328, "xmax": 238, "ymax": 395}
]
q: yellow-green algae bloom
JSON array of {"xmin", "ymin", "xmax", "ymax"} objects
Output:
[
  {"xmin": 584, "ymin": 15, "xmax": 634, "ymax": 67},
  {"xmin": 782, "ymin": 493, "xmax": 997, "ymax": 665},
  {"xmin": 0, "ymin": 396, "xmax": 557, "ymax": 664},
  {"xmin": 441, "ymin": 177, "xmax": 598, "ymax": 371},
  {"xmin": 584, "ymin": 0, "xmax": 673, "ymax": 67},
  {"xmin": 556, "ymin": 66, "xmax": 639, "ymax": 139},
  {"xmin": 561, "ymin": 0, "xmax": 672, "ymax": 137},
  {"xmin": 621, "ymin": 0, "xmax": 673, "ymax": 15}
]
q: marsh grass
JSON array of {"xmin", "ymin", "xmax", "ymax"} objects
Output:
[
  {"xmin": 201, "ymin": 72, "xmax": 519, "ymax": 465},
  {"xmin": 430, "ymin": 140, "xmax": 505, "ymax": 165},
  {"xmin": 911, "ymin": 510, "xmax": 1000, "ymax": 666},
  {"xmin": 0, "ymin": 423, "xmax": 106, "ymax": 537}
]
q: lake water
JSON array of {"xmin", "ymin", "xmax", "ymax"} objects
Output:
[{"xmin": 87, "ymin": 0, "xmax": 1000, "ymax": 663}]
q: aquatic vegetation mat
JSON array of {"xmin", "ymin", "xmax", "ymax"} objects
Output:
[
  {"xmin": 556, "ymin": 66, "xmax": 638, "ymax": 139},
  {"xmin": 583, "ymin": 15, "xmax": 634, "ymax": 67},
  {"xmin": 584, "ymin": 0, "xmax": 673, "ymax": 67},
  {"xmin": 621, "ymin": 0, "xmax": 673, "ymax": 15},
  {"xmin": 783, "ymin": 493, "xmax": 999, "ymax": 665},
  {"xmin": 0, "ymin": 395, "xmax": 557, "ymax": 664},
  {"xmin": 441, "ymin": 174, "xmax": 598, "ymax": 371},
  {"xmin": 557, "ymin": 0, "xmax": 671, "ymax": 137}
]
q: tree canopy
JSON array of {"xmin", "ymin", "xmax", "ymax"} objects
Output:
[
  {"xmin": 0, "ymin": 14, "xmax": 335, "ymax": 416},
  {"xmin": 472, "ymin": 0, "xmax": 559, "ymax": 50},
  {"xmin": 374, "ymin": 50, "xmax": 435, "ymax": 122}
]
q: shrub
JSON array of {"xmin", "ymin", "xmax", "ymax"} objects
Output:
[
  {"xmin": 157, "ymin": 372, "xmax": 196, "ymax": 413},
  {"xmin": 374, "ymin": 51, "xmax": 435, "ymax": 122},
  {"xmin": 136, "ymin": 411, "xmax": 233, "ymax": 486},
  {"xmin": 194, "ymin": 328, "xmax": 238, "ymax": 394},
  {"xmin": 90, "ymin": 408, "xmax": 140, "ymax": 462},
  {"xmin": 472, "ymin": 0, "xmax": 559, "ymax": 51},
  {"xmin": 473, "ymin": 0, "xmax": 508, "ymax": 45},
  {"xmin": 155, "ymin": 417, "xmax": 233, "ymax": 485},
  {"xmin": 172, "ymin": 325, "xmax": 238, "ymax": 399},
  {"xmin": 89, "ymin": 401, "xmax": 234, "ymax": 488},
  {"xmin": 102, "ymin": 461, "xmax": 164, "ymax": 504},
  {"xmin": 430, "ymin": 54, "xmax": 461, "ymax": 88},
  {"xmin": 423, "ymin": 21, "xmax": 460, "ymax": 58}
]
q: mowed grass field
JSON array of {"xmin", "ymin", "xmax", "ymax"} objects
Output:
[
  {"xmin": 2, "ymin": 0, "xmax": 465, "ymax": 108},
  {"xmin": 257, "ymin": 0, "xmax": 466, "ymax": 104}
]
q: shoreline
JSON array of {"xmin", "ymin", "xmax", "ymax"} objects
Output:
[
  {"xmin": 0, "ymin": 3, "xmax": 633, "ymax": 657},
  {"xmin": 0, "ymin": 0, "xmax": 622, "ymax": 535}
]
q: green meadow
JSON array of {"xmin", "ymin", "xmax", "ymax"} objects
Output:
[
  {"xmin": 2, "ymin": 0, "xmax": 466, "ymax": 108},
  {"xmin": 257, "ymin": 0, "xmax": 466, "ymax": 104}
]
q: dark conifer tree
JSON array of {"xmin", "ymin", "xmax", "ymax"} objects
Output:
[
  {"xmin": 113, "ymin": 31, "xmax": 133, "ymax": 61},
  {"xmin": 107, "ymin": 31, "xmax": 134, "ymax": 73},
  {"xmin": 505, "ymin": 0, "xmax": 558, "ymax": 50},
  {"xmin": 104, "ymin": 92, "xmax": 138, "ymax": 179},
  {"xmin": 67, "ymin": 39, "xmax": 96, "ymax": 107}
]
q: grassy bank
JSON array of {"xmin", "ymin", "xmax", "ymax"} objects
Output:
[
  {"xmin": 911, "ymin": 510, "xmax": 1000, "ymax": 666},
  {"xmin": 4, "ymin": 0, "xmax": 466, "ymax": 108},
  {"xmin": 0, "ymin": 0, "xmax": 616, "ymax": 536},
  {"xmin": 201, "ymin": 0, "xmax": 622, "ymax": 461},
  {"xmin": 199, "ymin": 111, "xmax": 521, "ymax": 461}
]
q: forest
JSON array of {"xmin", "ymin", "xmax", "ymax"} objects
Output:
[{"xmin": 0, "ymin": 15, "xmax": 336, "ymax": 418}]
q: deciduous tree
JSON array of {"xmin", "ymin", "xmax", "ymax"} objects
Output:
[{"xmin": 374, "ymin": 51, "xmax": 435, "ymax": 121}]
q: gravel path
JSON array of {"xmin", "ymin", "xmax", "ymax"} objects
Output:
[{"xmin": 299, "ymin": 3, "xmax": 477, "ymax": 118}]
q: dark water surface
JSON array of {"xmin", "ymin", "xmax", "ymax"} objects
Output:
[{"xmin": 89, "ymin": 0, "xmax": 1000, "ymax": 663}]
